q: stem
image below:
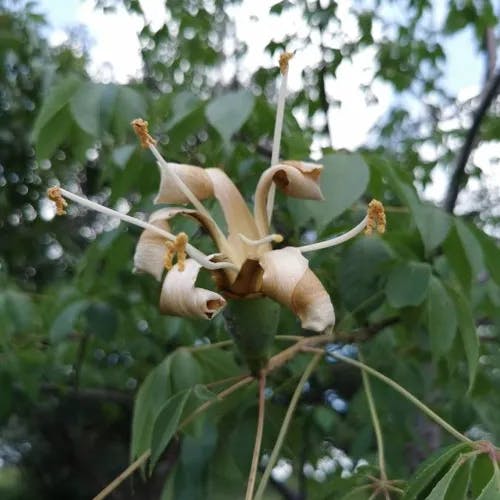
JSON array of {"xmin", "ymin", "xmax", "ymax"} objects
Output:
[
  {"xmin": 297, "ymin": 216, "xmax": 368, "ymax": 253},
  {"xmin": 246, "ymin": 374, "xmax": 267, "ymax": 500},
  {"xmin": 255, "ymin": 353, "xmax": 322, "ymax": 500},
  {"xmin": 58, "ymin": 188, "xmax": 237, "ymax": 271},
  {"xmin": 92, "ymin": 375, "xmax": 253, "ymax": 500},
  {"xmin": 359, "ymin": 350, "xmax": 387, "ymax": 480},
  {"xmin": 312, "ymin": 349, "xmax": 472, "ymax": 444}
]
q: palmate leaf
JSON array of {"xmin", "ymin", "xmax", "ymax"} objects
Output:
[{"xmin": 403, "ymin": 442, "xmax": 470, "ymax": 499}]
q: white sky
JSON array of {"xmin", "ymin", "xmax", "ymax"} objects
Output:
[{"xmin": 37, "ymin": 0, "xmax": 499, "ymax": 207}]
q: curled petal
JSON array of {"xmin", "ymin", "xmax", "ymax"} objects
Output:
[
  {"xmin": 254, "ymin": 161, "xmax": 324, "ymax": 236},
  {"xmin": 259, "ymin": 247, "xmax": 335, "ymax": 332},
  {"xmin": 134, "ymin": 207, "xmax": 234, "ymax": 281},
  {"xmin": 160, "ymin": 258, "xmax": 226, "ymax": 319},
  {"xmin": 133, "ymin": 217, "xmax": 171, "ymax": 281},
  {"xmin": 155, "ymin": 163, "xmax": 214, "ymax": 204},
  {"xmin": 206, "ymin": 168, "xmax": 264, "ymax": 261}
]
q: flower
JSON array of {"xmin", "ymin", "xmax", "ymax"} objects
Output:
[{"xmin": 48, "ymin": 54, "xmax": 385, "ymax": 335}]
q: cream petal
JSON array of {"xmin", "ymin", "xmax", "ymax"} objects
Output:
[
  {"xmin": 206, "ymin": 168, "xmax": 263, "ymax": 260},
  {"xmin": 155, "ymin": 163, "xmax": 214, "ymax": 204},
  {"xmin": 254, "ymin": 161, "xmax": 324, "ymax": 237},
  {"xmin": 259, "ymin": 247, "xmax": 335, "ymax": 332},
  {"xmin": 134, "ymin": 207, "xmax": 235, "ymax": 281},
  {"xmin": 160, "ymin": 258, "xmax": 226, "ymax": 319},
  {"xmin": 133, "ymin": 218, "xmax": 171, "ymax": 281}
]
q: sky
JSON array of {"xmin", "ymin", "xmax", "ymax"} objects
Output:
[{"xmin": 36, "ymin": 0, "xmax": 497, "ymax": 206}]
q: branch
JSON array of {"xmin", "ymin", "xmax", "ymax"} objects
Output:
[{"xmin": 444, "ymin": 69, "xmax": 500, "ymax": 213}]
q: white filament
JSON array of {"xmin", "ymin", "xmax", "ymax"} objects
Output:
[
  {"xmin": 238, "ymin": 233, "xmax": 283, "ymax": 246},
  {"xmin": 58, "ymin": 188, "xmax": 238, "ymax": 271},
  {"xmin": 297, "ymin": 217, "xmax": 368, "ymax": 253},
  {"xmin": 267, "ymin": 68, "xmax": 289, "ymax": 224}
]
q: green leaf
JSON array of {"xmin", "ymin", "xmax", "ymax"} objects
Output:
[
  {"xmin": 49, "ymin": 300, "xmax": 89, "ymax": 343},
  {"xmin": 443, "ymin": 226, "xmax": 472, "ymax": 290},
  {"xmin": 471, "ymin": 454, "xmax": 495, "ymax": 498},
  {"xmin": 443, "ymin": 458, "xmax": 472, "ymax": 500},
  {"xmin": 32, "ymin": 75, "xmax": 82, "ymax": 140},
  {"xmin": 427, "ymin": 277, "xmax": 457, "ymax": 357},
  {"xmin": 385, "ymin": 167, "xmax": 450, "ymax": 252},
  {"xmin": 165, "ymin": 91, "xmax": 203, "ymax": 130},
  {"xmin": 476, "ymin": 472, "xmax": 500, "ymax": 500},
  {"xmin": 69, "ymin": 82, "xmax": 105, "ymax": 135},
  {"xmin": 386, "ymin": 261, "xmax": 431, "ymax": 308},
  {"xmin": 426, "ymin": 456, "xmax": 467, "ymax": 500},
  {"xmin": 338, "ymin": 236, "xmax": 394, "ymax": 313},
  {"xmin": 112, "ymin": 85, "xmax": 147, "ymax": 138},
  {"xmin": 112, "ymin": 144, "xmax": 136, "ymax": 168},
  {"xmin": 149, "ymin": 389, "xmax": 192, "ymax": 473},
  {"xmin": 205, "ymin": 89, "xmax": 255, "ymax": 144},
  {"xmin": 471, "ymin": 227, "xmax": 500, "ymax": 285},
  {"xmin": 289, "ymin": 152, "xmax": 370, "ymax": 230},
  {"xmin": 35, "ymin": 106, "xmax": 73, "ymax": 159},
  {"xmin": 455, "ymin": 219, "xmax": 484, "ymax": 277},
  {"xmin": 404, "ymin": 443, "xmax": 470, "ymax": 500},
  {"xmin": 131, "ymin": 358, "xmax": 172, "ymax": 463},
  {"xmin": 170, "ymin": 349, "xmax": 202, "ymax": 393},
  {"xmin": 448, "ymin": 286, "xmax": 479, "ymax": 391}
]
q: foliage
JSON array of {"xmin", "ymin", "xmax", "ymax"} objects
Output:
[{"xmin": 1, "ymin": 0, "xmax": 500, "ymax": 499}]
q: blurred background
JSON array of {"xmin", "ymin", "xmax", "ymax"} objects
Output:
[{"xmin": 0, "ymin": 0, "xmax": 499, "ymax": 498}]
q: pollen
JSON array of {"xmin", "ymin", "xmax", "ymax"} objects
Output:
[
  {"xmin": 163, "ymin": 232, "xmax": 189, "ymax": 271},
  {"xmin": 279, "ymin": 52, "xmax": 294, "ymax": 74},
  {"xmin": 365, "ymin": 199, "xmax": 386, "ymax": 235},
  {"xmin": 175, "ymin": 232, "xmax": 188, "ymax": 271},
  {"xmin": 131, "ymin": 118, "xmax": 157, "ymax": 148},
  {"xmin": 47, "ymin": 186, "xmax": 68, "ymax": 216}
]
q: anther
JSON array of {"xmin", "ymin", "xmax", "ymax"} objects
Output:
[
  {"xmin": 365, "ymin": 199, "xmax": 386, "ymax": 235},
  {"xmin": 175, "ymin": 232, "xmax": 188, "ymax": 271},
  {"xmin": 279, "ymin": 52, "xmax": 294, "ymax": 74},
  {"xmin": 47, "ymin": 186, "xmax": 68, "ymax": 215},
  {"xmin": 131, "ymin": 118, "xmax": 157, "ymax": 148}
]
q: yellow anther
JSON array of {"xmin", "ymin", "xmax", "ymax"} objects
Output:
[
  {"xmin": 279, "ymin": 52, "xmax": 294, "ymax": 74},
  {"xmin": 131, "ymin": 118, "xmax": 157, "ymax": 148},
  {"xmin": 47, "ymin": 186, "xmax": 68, "ymax": 215},
  {"xmin": 365, "ymin": 199, "xmax": 386, "ymax": 235},
  {"xmin": 164, "ymin": 241, "xmax": 176, "ymax": 270},
  {"xmin": 175, "ymin": 232, "xmax": 188, "ymax": 271},
  {"xmin": 163, "ymin": 232, "xmax": 189, "ymax": 271}
]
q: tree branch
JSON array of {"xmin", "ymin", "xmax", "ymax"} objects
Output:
[{"xmin": 444, "ymin": 69, "xmax": 500, "ymax": 213}]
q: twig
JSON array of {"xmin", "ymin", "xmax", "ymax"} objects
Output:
[
  {"xmin": 359, "ymin": 350, "xmax": 387, "ymax": 480},
  {"xmin": 306, "ymin": 348, "xmax": 472, "ymax": 444},
  {"xmin": 254, "ymin": 353, "xmax": 322, "ymax": 500},
  {"xmin": 444, "ymin": 69, "xmax": 500, "ymax": 213},
  {"xmin": 246, "ymin": 374, "xmax": 267, "ymax": 500}
]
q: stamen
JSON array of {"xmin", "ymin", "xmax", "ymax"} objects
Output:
[
  {"xmin": 365, "ymin": 199, "xmax": 386, "ymax": 235},
  {"xmin": 51, "ymin": 187, "xmax": 238, "ymax": 271},
  {"xmin": 131, "ymin": 118, "xmax": 229, "ymax": 248},
  {"xmin": 238, "ymin": 233, "xmax": 283, "ymax": 246},
  {"xmin": 175, "ymin": 232, "xmax": 188, "ymax": 271},
  {"xmin": 131, "ymin": 118, "xmax": 157, "ymax": 148},
  {"xmin": 267, "ymin": 51, "xmax": 293, "ymax": 224},
  {"xmin": 164, "ymin": 241, "xmax": 175, "ymax": 270},
  {"xmin": 163, "ymin": 232, "xmax": 188, "ymax": 271},
  {"xmin": 47, "ymin": 187, "xmax": 68, "ymax": 215},
  {"xmin": 297, "ymin": 200, "xmax": 386, "ymax": 253},
  {"xmin": 298, "ymin": 217, "xmax": 368, "ymax": 253}
]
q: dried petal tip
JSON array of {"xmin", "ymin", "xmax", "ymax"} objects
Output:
[
  {"xmin": 131, "ymin": 118, "xmax": 157, "ymax": 148},
  {"xmin": 279, "ymin": 52, "xmax": 294, "ymax": 74},
  {"xmin": 365, "ymin": 199, "xmax": 386, "ymax": 235},
  {"xmin": 47, "ymin": 186, "xmax": 68, "ymax": 215}
]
